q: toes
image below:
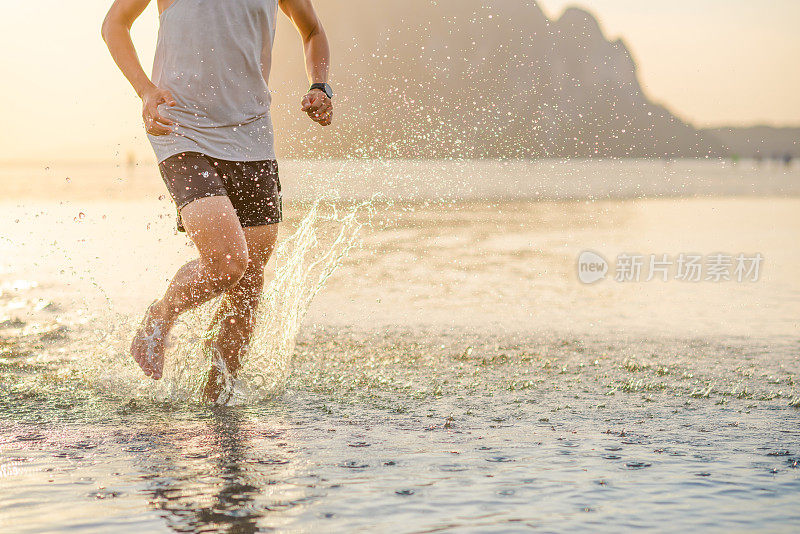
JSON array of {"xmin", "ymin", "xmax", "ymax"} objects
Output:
[
  {"xmin": 140, "ymin": 351, "xmax": 162, "ymax": 379},
  {"xmin": 148, "ymin": 352, "xmax": 163, "ymax": 380},
  {"xmin": 132, "ymin": 348, "xmax": 154, "ymax": 377}
]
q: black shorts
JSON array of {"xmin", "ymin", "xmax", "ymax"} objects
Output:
[{"xmin": 157, "ymin": 151, "xmax": 282, "ymax": 232}]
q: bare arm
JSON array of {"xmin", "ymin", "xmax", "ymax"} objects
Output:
[
  {"xmin": 102, "ymin": 0, "xmax": 176, "ymax": 135},
  {"xmin": 279, "ymin": 0, "xmax": 333, "ymax": 126}
]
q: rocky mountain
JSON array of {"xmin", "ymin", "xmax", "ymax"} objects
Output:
[{"xmin": 267, "ymin": 1, "xmax": 777, "ymax": 159}]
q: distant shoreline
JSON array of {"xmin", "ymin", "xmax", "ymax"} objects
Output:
[
  {"xmin": 0, "ymin": 154, "xmax": 797, "ymax": 167},
  {"xmin": 2, "ymin": 159, "xmax": 798, "ymax": 203}
]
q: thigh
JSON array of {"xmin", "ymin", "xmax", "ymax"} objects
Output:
[
  {"xmin": 215, "ymin": 159, "xmax": 283, "ymax": 229},
  {"xmin": 180, "ymin": 196, "xmax": 248, "ymax": 264}
]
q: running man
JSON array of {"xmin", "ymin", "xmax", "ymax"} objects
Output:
[{"xmin": 101, "ymin": 0, "xmax": 333, "ymax": 402}]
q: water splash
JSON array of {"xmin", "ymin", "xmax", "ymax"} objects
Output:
[{"xmin": 90, "ymin": 196, "xmax": 378, "ymax": 405}]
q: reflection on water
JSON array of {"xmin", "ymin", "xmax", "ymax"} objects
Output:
[
  {"xmin": 140, "ymin": 409, "xmax": 296, "ymax": 533},
  {"xmin": 145, "ymin": 411, "xmax": 257, "ymax": 533}
]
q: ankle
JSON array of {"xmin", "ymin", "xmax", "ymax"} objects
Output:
[{"xmin": 149, "ymin": 299, "xmax": 176, "ymax": 327}]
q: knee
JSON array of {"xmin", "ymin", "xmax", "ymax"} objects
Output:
[{"xmin": 205, "ymin": 246, "xmax": 250, "ymax": 286}]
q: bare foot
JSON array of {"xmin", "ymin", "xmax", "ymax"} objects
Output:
[
  {"xmin": 201, "ymin": 358, "xmax": 229, "ymax": 404},
  {"xmin": 130, "ymin": 302, "xmax": 171, "ymax": 380},
  {"xmin": 201, "ymin": 341, "xmax": 234, "ymax": 404},
  {"xmin": 202, "ymin": 366, "xmax": 224, "ymax": 403}
]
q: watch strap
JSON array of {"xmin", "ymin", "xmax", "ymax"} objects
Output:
[{"xmin": 310, "ymin": 82, "xmax": 333, "ymax": 98}]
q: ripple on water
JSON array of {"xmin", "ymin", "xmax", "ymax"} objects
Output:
[
  {"xmin": 15, "ymin": 433, "xmax": 46, "ymax": 443},
  {"xmin": 625, "ymin": 462, "xmax": 653, "ymax": 470},
  {"xmin": 252, "ymin": 458, "xmax": 291, "ymax": 466},
  {"xmin": 486, "ymin": 456, "xmax": 514, "ymax": 463},
  {"xmin": 438, "ymin": 463, "xmax": 470, "ymax": 472},
  {"xmin": 340, "ymin": 461, "xmax": 369, "ymax": 469},
  {"xmin": 66, "ymin": 441, "xmax": 98, "ymax": 450}
]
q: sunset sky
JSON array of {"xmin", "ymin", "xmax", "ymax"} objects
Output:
[{"xmin": 0, "ymin": 0, "xmax": 797, "ymax": 161}]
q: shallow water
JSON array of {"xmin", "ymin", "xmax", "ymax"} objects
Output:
[{"xmin": 1, "ymin": 159, "xmax": 799, "ymax": 531}]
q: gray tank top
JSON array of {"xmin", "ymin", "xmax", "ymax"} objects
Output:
[{"xmin": 147, "ymin": 0, "xmax": 278, "ymax": 163}]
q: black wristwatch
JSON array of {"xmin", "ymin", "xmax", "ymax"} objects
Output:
[{"xmin": 310, "ymin": 82, "xmax": 333, "ymax": 99}]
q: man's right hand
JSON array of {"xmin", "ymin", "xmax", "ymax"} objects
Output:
[{"xmin": 142, "ymin": 86, "xmax": 177, "ymax": 136}]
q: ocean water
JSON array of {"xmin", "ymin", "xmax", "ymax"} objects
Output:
[{"xmin": 1, "ymin": 159, "xmax": 799, "ymax": 532}]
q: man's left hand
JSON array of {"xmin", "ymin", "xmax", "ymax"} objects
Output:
[{"xmin": 301, "ymin": 89, "xmax": 333, "ymax": 127}]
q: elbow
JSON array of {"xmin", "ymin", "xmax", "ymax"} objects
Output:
[{"xmin": 101, "ymin": 14, "xmax": 113, "ymax": 42}]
